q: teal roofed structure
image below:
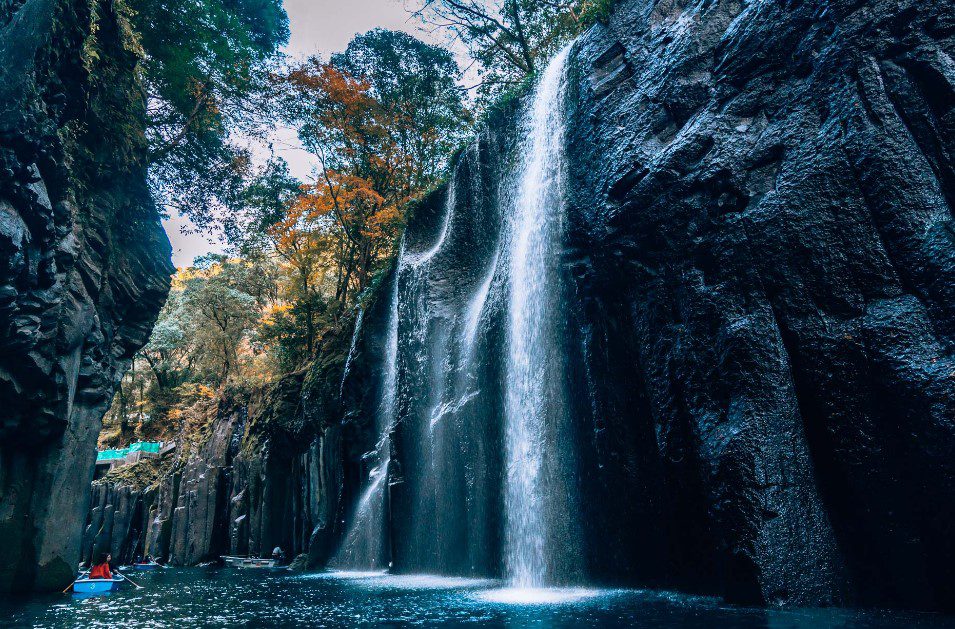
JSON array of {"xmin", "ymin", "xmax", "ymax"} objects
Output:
[{"xmin": 96, "ymin": 441, "xmax": 163, "ymax": 463}]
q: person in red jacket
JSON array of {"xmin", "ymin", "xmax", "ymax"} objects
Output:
[{"xmin": 88, "ymin": 553, "xmax": 113, "ymax": 580}]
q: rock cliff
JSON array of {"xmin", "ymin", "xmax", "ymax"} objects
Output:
[
  {"xmin": 365, "ymin": 0, "xmax": 954, "ymax": 610},
  {"xmin": 563, "ymin": 0, "xmax": 954, "ymax": 609},
  {"xmin": 0, "ymin": 0, "xmax": 173, "ymax": 593},
  {"xmin": 84, "ymin": 316, "xmax": 373, "ymax": 568}
]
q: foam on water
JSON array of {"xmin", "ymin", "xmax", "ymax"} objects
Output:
[
  {"xmin": 3, "ymin": 568, "xmax": 942, "ymax": 627},
  {"xmin": 356, "ymin": 574, "xmax": 496, "ymax": 590},
  {"xmin": 476, "ymin": 587, "xmax": 603, "ymax": 605}
]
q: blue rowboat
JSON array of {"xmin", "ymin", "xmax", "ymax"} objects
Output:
[
  {"xmin": 73, "ymin": 577, "xmax": 126, "ymax": 593},
  {"xmin": 133, "ymin": 562, "xmax": 160, "ymax": 571}
]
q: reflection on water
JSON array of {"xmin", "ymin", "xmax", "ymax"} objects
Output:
[{"xmin": 1, "ymin": 568, "xmax": 952, "ymax": 628}]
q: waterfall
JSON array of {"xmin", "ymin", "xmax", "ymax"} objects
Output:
[
  {"xmin": 332, "ymin": 251, "xmax": 402, "ymax": 570},
  {"xmin": 461, "ymin": 251, "xmax": 499, "ymax": 361},
  {"xmin": 339, "ymin": 308, "xmax": 364, "ymax": 399},
  {"xmin": 333, "ymin": 44, "xmax": 581, "ymax": 583},
  {"xmin": 503, "ymin": 43, "xmax": 576, "ymax": 588}
]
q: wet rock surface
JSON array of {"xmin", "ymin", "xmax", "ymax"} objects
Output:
[
  {"xmin": 363, "ymin": 0, "xmax": 954, "ymax": 610},
  {"xmin": 563, "ymin": 0, "xmax": 955, "ymax": 610},
  {"xmin": 93, "ymin": 325, "xmax": 360, "ymax": 568},
  {"xmin": 0, "ymin": 0, "xmax": 172, "ymax": 593}
]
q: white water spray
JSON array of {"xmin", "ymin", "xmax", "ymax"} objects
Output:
[
  {"xmin": 339, "ymin": 308, "xmax": 364, "ymax": 399},
  {"xmin": 332, "ymin": 246, "xmax": 402, "ymax": 570}
]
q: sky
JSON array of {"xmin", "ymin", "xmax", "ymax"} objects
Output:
[{"xmin": 163, "ymin": 0, "xmax": 441, "ymax": 267}]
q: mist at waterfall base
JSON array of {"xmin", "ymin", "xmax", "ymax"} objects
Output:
[{"xmin": 3, "ymin": 569, "xmax": 949, "ymax": 628}]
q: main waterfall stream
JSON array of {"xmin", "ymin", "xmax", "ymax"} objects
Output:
[
  {"xmin": 503, "ymin": 42, "xmax": 578, "ymax": 589},
  {"xmin": 332, "ymin": 44, "xmax": 582, "ymax": 588}
]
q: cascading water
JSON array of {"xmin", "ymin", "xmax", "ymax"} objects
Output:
[
  {"xmin": 334, "ymin": 44, "xmax": 581, "ymax": 585},
  {"xmin": 332, "ymin": 252, "xmax": 401, "ymax": 570},
  {"xmin": 502, "ymin": 43, "xmax": 577, "ymax": 588},
  {"xmin": 339, "ymin": 308, "xmax": 364, "ymax": 399}
]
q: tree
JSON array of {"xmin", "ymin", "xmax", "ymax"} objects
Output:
[
  {"xmin": 414, "ymin": 0, "xmax": 603, "ymax": 101},
  {"xmin": 127, "ymin": 0, "xmax": 290, "ymax": 227},
  {"xmin": 331, "ymin": 29, "xmax": 471, "ymax": 194},
  {"xmin": 139, "ymin": 291, "xmax": 189, "ymax": 392},
  {"xmin": 183, "ymin": 257, "xmax": 278, "ymax": 382},
  {"xmin": 100, "ymin": 257, "xmax": 281, "ymax": 444},
  {"xmin": 276, "ymin": 30, "xmax": 468, "ymax": 310}
]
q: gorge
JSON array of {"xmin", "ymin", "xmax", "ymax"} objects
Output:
[{"xmin": 2, "ymin": 0, "xmax": 954, "ymax": 618}]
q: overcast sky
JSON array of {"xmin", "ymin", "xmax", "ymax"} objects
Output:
[{"xmin": 163, "ymin": 0, "xmax": 441, "ymax": 267}]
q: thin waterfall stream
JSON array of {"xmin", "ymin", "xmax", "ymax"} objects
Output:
[{"xmin": 331, "ymin": 246, "xmax": 402, "ymax": 571}]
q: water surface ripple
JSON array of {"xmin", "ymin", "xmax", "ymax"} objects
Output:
[{"xmin": 1, "ymin": 569, "xmax": 951, "ymax": 628}]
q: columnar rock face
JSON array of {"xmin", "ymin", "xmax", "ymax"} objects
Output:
[
  {"xmin": 82, "ymin": 480, "xmax": 157, "ymax": 566},
  {"xmin": 91, "ymin": 319, "xmax": 367, "ymax": 567},
  {"xmin": 563, "ymin": 0, "xmax": 954, "ymax": 609},
  {"xmin": 0, "ymin": 0, "xmax": 173, "ymax": 592},
  {"xmin": 352, "ymin": 0, "xmax": 953, "ymax": 611}
]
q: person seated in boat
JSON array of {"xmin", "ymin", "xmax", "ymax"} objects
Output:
[
  {"xmin": 271, "ymin": 546, "xmax": 286, "ymax": 563},
  {"xmin": 88, "ymin": 553, "xmax": 113, "ymax": 579}
]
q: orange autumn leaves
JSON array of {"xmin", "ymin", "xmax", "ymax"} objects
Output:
[
  {"xmin": 221, "ymin": 32, "xmax": 466, "ymax": 365},
  {"xmin": 274, "ymin": 61, "xmax": 419, "ymax": 306}
]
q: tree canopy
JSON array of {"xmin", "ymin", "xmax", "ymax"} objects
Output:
[
  {"xmin": 129, "ymin": 0, "xmax": 290, "ymax": 227},
  {"xmin": 100, "ymin": 4, "xmax": 611, "ymax": 445},
  {"xmin": 415, "ymin": 0, "xmax": 610, "ymax": 102},
  {"xmin": 214, "ymin": 29, "xmax": 469, "ymax": 367}
]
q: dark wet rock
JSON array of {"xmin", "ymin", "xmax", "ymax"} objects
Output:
[
  {"xmin": 287, "ymin": 553, "xmax": 309, "ymax": 572},
  {"xmin": 561, "ymin": 0, "xmax": 954, "ymax": 610},
  {"xmin": 81, "ymin": 478, "xmax": 158, "ymax": 565},
  {"xmin": 110, "ymin": 332, "xmax": 356, "ymax": 567},
  {"xmin": 0, "ymin": 0, "xmax": 172, "ymax": 593},
  {"xmin": 345, "ymin": 0, "xmax": 954, "ymax": 611}
]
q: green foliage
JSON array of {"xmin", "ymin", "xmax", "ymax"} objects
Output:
[
  {"xmin": 220, "ymin": 28, "xmax": 471, "ymax": 358},
  {"xmin": 330, "ymin": 28, "xmax": 472, "ymax": 190},
  {"xmin": 577, "ymin": 0, "xmax": 616, "ymax": 26},
  {"xmin": 415, "ymin": 0, "xmax": 585, "ymax": 106},
  {"xmin": 94, "ymin": 457, "xmax": 171, "ymax": 492},
  {"xmin": 126, "ymin": 0, "xmax": 289, "ymax": 225},
  {"xmin": 223, "ymin": 158, "xmax": 302, "ymax": 256}
]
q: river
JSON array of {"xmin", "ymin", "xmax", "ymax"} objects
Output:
[{"xmin": 2, "ymin": 568, "xmax": 952, "ymax": 627}]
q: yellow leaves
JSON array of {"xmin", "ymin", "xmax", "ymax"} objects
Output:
[
  {"xmin": 260, "ymin": 302, "xmax": 293, "ymax": 327},
  {"xmin": 268, "ymin": 53, "xmax": 445, "ymax": 307},
  {"xmin": 176, "ymin": 382, "xmax": 218, "ymax": 399},
  {"xmin": 172, "ymin": 258, "xmax": 249, "ymax": 289}
]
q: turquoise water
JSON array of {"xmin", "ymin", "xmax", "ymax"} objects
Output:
[{"xmin": 1, "ymin": 568, "xmax": 952, "ymax": 628}]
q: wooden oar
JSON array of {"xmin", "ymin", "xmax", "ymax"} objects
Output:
[
  {"xmin": 117, "ymin": 571, "xmax": 144, "ymax": 589},
  {"xmin": 62, "ymin": 570, "xmax": 90, "ymax": 593}
]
